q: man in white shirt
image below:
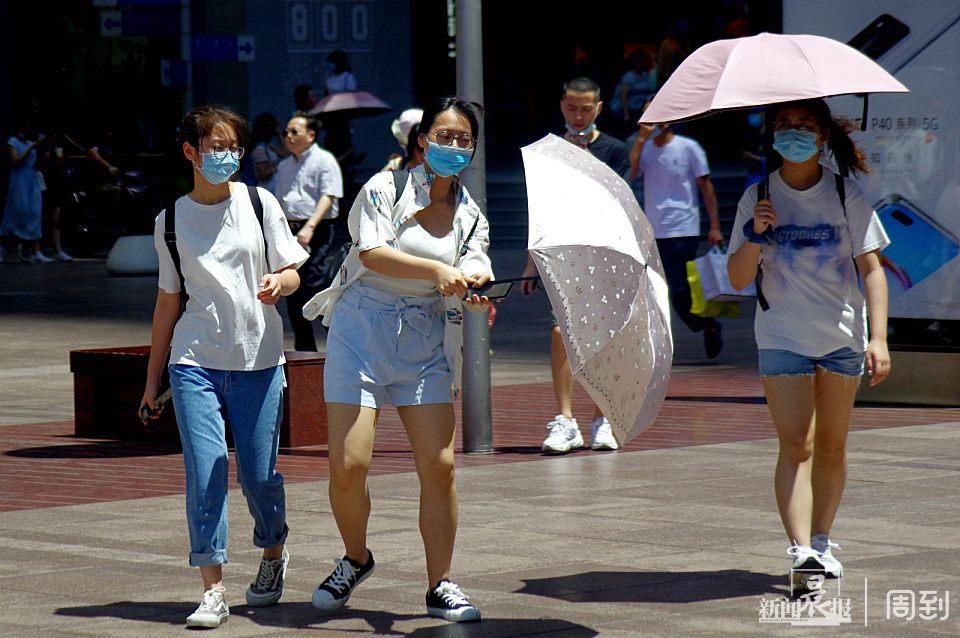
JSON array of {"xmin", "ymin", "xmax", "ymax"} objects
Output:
[
  {"xmin": 275, "ymin": 112, "xmax": 344, "ymax": 351},
  {"xmin": 629, "ymin": 110, "xmax": 725, "ymax": 359}
]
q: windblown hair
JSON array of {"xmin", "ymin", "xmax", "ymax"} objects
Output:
[{"xmin": 178, "ymin": 105, "xmax": 249, "ymax": 151}]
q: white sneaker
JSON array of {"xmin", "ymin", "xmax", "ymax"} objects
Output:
[
  {"xmin": 542, "ymin": 415, "xmax": 583, "ymax": 454},
  {"xmin": 787, "ymin": 542, "xmax": 826, "ymax": 593},
  {"xmin": 186, "ymin": 586, "xmax": 229, "ymax": 628},
  {"xmin": 590, "ymin": 417, "xmax": 619, "ymax": 450},
  {"xmin": 812, "ymin": 534, "xmax": 843, "ymax": 578},
  {"xmin": 31, "ymin": 252, "xmax": 54, "ymax": 264},
  {"xmin": 53, "ymin": 251, "xmax": 73, "ymax": 262}
]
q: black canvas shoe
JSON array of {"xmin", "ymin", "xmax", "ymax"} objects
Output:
[
  {"xmin": 311, "ymin": 551, "xmax": 375, "ymax": 611},
  {"xmin": 426, "ymin": 580, "xmax": 481, "ymax": 622},
  {"xmin": 245, "ymin": 548, "xmax": 289, "ymax": 607},
  {"xmin": 704, "ymin": 323, "xmax": 723, "ymax": 359}
]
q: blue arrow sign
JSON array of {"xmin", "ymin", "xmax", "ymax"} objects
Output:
[{"xmin": 192, "ymin": 34, "xmax": 256, "ymax": 62}]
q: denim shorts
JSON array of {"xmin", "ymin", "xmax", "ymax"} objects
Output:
[
  {"xmin": 758, "ymin": 347, "xmax": 865, "ymax": 378},
  {"xmin": 324, "ymin": 282, "xmax": 452, "ymax": 408}
]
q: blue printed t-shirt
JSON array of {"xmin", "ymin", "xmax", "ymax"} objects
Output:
[{"xmin": 729, "ymin": 169, "xmax": 890, "ymax": 357}]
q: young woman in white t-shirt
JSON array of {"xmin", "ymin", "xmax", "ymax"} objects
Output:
[
  {"xmin": 308, "ymin": 98, "xmax": 492, "ymax": 623},
  {"xmin": 728, "ymin": 99, "xmax": 892, "ymax": 589},
  {"xmin": 139, "ymin": 106, "xmax": 308, "ymax": 628}
]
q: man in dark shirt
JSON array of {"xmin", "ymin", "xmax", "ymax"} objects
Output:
[{"xmin": 521, "ymin": 77, "xmax": 629, "ymax": 454}]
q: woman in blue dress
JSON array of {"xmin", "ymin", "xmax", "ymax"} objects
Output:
[{"xmin": 1, "ymin": 118, "xmax": 50, "ymax": 263}]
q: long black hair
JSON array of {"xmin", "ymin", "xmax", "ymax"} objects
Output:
[
  {"xmin": 418, "ymin": 97, "xmax": 483, "ymax": 141},
  {"xmin": 770, "ymin": 99, "xmax": 870, "ymax": 177}
]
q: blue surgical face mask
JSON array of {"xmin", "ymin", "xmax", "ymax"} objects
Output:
[
  {"xmin": 772, "ymin": 129, "xmax": 819, "ymax": 163},
  {"xmin": 195, "ymin": 150, "xmax": 240, "ymax": 185},
  {"xmin": 425, "ymin": 141, "xmax": 473, "ymax": 177}
]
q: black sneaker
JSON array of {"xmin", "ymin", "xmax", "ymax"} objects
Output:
[
  {"xmin": 426, "ymin": 580, "xmax": 481, "ymax": 622},
  {"xmin": 311, "ymin": 551, "xmax": 375, "ymax": 611},
  {"xmin": 245, "ymin": 548, "xmax": 289, "ymax": 607},
  {"xmin": 704, "ymin": 322, "xmax": 723, "ymax": 359}
]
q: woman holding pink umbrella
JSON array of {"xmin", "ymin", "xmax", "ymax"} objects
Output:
[{"xmin": 728, "ymin": 98, "xmax": 891, "ymax": 589}]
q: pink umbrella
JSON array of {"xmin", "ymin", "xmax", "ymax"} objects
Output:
[
  {"xmin": 640, "ymin": 32, "xmax": 908, "ymax": 127},
  {"xmin": 307, "ymin": 91, "xmax": 391, "ymax": 119}
]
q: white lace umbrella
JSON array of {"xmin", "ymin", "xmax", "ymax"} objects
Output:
[{"xmin": 521, "ymin": 134, "xmax": 673, "ymax": 445}]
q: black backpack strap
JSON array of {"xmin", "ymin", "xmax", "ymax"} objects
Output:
[
  {"xmin": 755, "ymin": 177, "xmax": 770, "ymax": 312},
  {"xmin": 246, "ymin": 185, "xmax": 270, "ymax": 270},
  {"xmin": 835, "ymin": 173, "xmax": 847, "ymax": 216},
  {"xmin": 163, "ymin": 198, "xmax": 187, "ymax": 312},
  {"xmin": 392, "ymin": 169, "xmax": 410, "ymax": 204}
]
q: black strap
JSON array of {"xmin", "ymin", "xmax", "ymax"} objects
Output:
[
  {"xmin": 392, "ymin": 169, "xmax": 409, "ymax": 203},
  {"xmin": 163, "ymin": 186, "xmax": 268, "ymax": 314}
]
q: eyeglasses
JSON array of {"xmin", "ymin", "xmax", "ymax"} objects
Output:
[
  {"xmin": 204, "ymin": 145, "xmax": 245, "ymax": 159},
  {"xmin": 431, "ymin": 129, "xmax": 475, "ymax": 149},
  {"xmin": 284, "ymin": 128, "xmax": 303, "ymax": 137}
]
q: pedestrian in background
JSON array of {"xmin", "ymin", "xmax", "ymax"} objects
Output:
[
  {"xmin": 303, "ymin": 97, "xmax": 492, "ymax": 623},
  {"xmin": 629, "ymin": 97, "xmax": 724, "ymax": 359},
  {"xmin": 250, "ymin": 113, "xmax": 288, "ymax": 195},
  {"xmin": 1, "ymin": 116, "xmax": 50, "ymax": 263},
  {"xmin": 728, "ymin": 98, "xmax": 890, "ymax": 587},
  {"xmin": 275, "ymin": 112, "xmax": 344, "ymax": 351},
  {"xmin": 140, "ymin": 105, "xmax": 308, "ymax": 628},
  {"xmin": 383, "ymin": 107, "xmax": 424, "ymax": 171},
  {"xmin": 521, "ymin": 77, "xmax": 628, "ymax": 454}
]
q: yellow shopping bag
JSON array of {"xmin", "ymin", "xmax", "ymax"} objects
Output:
[{"xmin": 686, "ymin": 261, "xmax": 740, "ymax": 318}]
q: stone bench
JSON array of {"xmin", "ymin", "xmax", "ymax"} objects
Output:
[{"xmin": 69, "ymin": 346, "xmax": 327, "ymax": 446}]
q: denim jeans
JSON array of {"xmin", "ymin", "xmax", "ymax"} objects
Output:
[
  {"xmin": 168, "ymin": 364, "xmax": 288, "ymax": 567},
  {"xmin": 758, "ymin": 347, "xmax": 865, "ymax": 378}
]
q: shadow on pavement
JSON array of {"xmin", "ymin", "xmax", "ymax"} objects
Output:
[
  {"xmin": 518, "ymin": 569, "xmax": 783, "ymax": 603},
  {"xmin": 6, "ymin": 440, "xmax": 181, "ymax": 459},
  {"xmin": 666, "ymin": 396, "xmax": 766, "ymax": 405},
  {"xmin": 57, "ymin": 601, "xmax": 599, "ymax": 636}
]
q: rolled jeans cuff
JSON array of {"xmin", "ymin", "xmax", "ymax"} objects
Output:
[{"xmin": 189, "ymin": 548, "xmax": 228, "ymax": 568}]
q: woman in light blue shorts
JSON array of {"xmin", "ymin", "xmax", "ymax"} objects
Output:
[
  {"xmin": 728, "ymin": 99, "xmax": 892, "ymax": 589},
  {"xmin": 304, "ymin": 98, "xmax": 493, "ymax": 622}
]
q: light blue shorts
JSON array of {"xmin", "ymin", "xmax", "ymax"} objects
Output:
[
  {"xmin": 758, "ymin": 347, "xmax": 865, "ymax": 378},
  {"xmin": 324, "ymin": 282, "xmax": 452, "ymax": 408}
]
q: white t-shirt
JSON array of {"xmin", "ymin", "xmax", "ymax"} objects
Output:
[
  {"xmin": 275, "ymin": 144, "xmax": 344, "ymax": 221},
  {"xmin": 638, "ymin": 135, "xmax": 710, "ymax": 238},
  {"xmin": 154, "ymin": 185, "xmax": 309, "ymax": 371},
  {"xmin": 362, "ymin": 220, "xmax": 457, "ymax": 297},
  {"xmin": 729, "ymin": 169, "xmax": 890, "ymax": 357},
  {"xmin": 326, "ymin": 71, "xmax": 357, "ymax": 94}
]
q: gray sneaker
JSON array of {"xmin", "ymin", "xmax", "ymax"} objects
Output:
[
  {"xmin": 186, "ymin": 586, "xmax": 229, "ymax": 628},
  {"xmin": 246, "ymin": 548, "xmax": 289, "ymax": 607}
]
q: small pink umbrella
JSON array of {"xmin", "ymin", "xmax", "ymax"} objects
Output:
[
  {"xmin": 640, "ymin": 32, "xmax": 908, "ymax": 127},
  {"xmin": 307, "ymin": 91, "xmax": 391, "ymax": 119}
]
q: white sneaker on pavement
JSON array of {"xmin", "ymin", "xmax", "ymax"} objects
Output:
[
  {"xmin": 186, "ymin": 585, "xmax": 229, "ymax": 628},
  {"xmin": 542, "ymin": 415, "xmax": 583, "ymax": 454},
  {"xmin": 32, "ymin": 252, "xmax": 54, "ymax": 264},
  {"xmin": 53, "ymin": 251, "xmax": 73, "ymax": 262},
  {"xmin": 787, "ymin": 542, "xmax": 826, "ymax": 594},
  {"xmin": 590, "ymin": 417, "xmax": 619, "ymax": 450},
  {"xmin": 811, "ymin": 533, "xmax": 843, "ymax": 578}
]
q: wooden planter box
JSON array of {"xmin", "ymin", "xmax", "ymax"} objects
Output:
[{"xmin": 69, "ymin": 346, "xmax": 327, "ymax": 447}]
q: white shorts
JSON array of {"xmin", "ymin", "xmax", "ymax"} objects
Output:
[{"xmin": 323, "ymin": 282, "xmax": 452, "ymax": 408}]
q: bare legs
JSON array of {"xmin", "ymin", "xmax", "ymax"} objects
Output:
[
  {"xmin": 550, "ymin": 326, "xmax": 603, "ymax": 420},
  {"xmin": 326, "ymin": 401, "xmax": 459, "ymax": 586},
  {"xmin": 764, "ymin": 369, "xmax": 858, "ymax": 545}
]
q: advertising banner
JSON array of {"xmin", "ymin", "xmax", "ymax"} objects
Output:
[{"xmin": 784, "ymin": 2, "xmax": 960, "ymax": 320}]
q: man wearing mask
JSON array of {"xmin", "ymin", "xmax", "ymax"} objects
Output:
[
  {"xmin": 521, "ymin": 77, "xmax": 630, "ymax": 454},
  {"xmin": 275, "ymin": 112, "xmax": 344, "ymax": 351},
  {"xmin": 628, "ymin": 99, "xmax": 724, "ymax": 360}
]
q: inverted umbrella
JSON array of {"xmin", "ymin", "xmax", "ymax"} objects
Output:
[
  {"xmin": 307, "ymin": 91, "xmax": 391, "ymax": 119},
  {"xmin": 521, "ymin": 134, "xmax": 673, "ymax": 446},
  {"xmin": 640, "ymin": 32, "xmax": 908, "ymax": 128}
]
